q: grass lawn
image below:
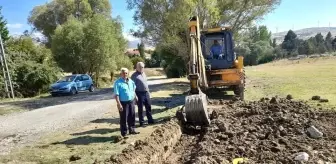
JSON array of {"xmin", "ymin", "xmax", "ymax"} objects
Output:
[
  {"xmin": 245, "ymin": 56, "xmax": 336, "ymax": 108},
  {"xmin": 0, "ymin": 80, "xmax": 188, "ymax": 164}
]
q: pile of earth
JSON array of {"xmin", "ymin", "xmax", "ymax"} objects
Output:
[
  {"xmin": 107, "ymin": 97, "xmax": 336, "ymax": 164},
  {"xmin": 172, "ymin": 97, "xmax": 336, "ymax": 164}
]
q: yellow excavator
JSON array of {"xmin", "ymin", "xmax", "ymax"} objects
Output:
[{"xmin": 181, "ymin": 16, "xmax": 245, "ymax": 127}]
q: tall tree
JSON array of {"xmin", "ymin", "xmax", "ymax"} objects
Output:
[
  {"xmin": 282, "ymin": 30, "xmax": 298, "ymax": 56},
  {"xmin": 332, "ymin": 37, "xmax": 336, "ymax": 51},
  {"xmin": 297, "ymin": 39, "xmax": 308, "ymax": 55},
  {"xmin": 314, "ymin": 33, "xmax": 326, "ymax": 54},
  {"xmin": 258, "ymin": 26, "xmax": 271, "ymax": 41},
  {"xmin": 28, "ymin": 0, "xmax": 111, "ymax": 46},
  {"xmin": 127, "ymin": 0, "xmax": 281, "ymax": 43},
  {"xmin": 51, "ymin": 16, "xmax": 85, "ymax": 73},
  {"xmin": 0, "ymin": 6, "xmax": 9, "ymax": 42},
  {"xmin": 325, "ymin": 31, "xmax": 333, "ymax": 52},
  {"xmin": 51, "ymin": 14, "xmax": 128, "ymax": 82},
  {"xmin": 272, "ymin": 38, "xmax": 277, "ymax": 48},
  {"xmin": 137, "ymin": 42, "xmax": 145, "ymax": 59}
]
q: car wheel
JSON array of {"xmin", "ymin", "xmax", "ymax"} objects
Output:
[
  {"xmin": 70, "ymin": 88, "xmax": 76, "ymax": 95},
  {"xmin": 89, "ymin": 85, "xmax": 94, "ymax": 92}
]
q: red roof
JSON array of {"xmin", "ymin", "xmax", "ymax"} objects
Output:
[{"xmin": 125, "ymin": 50, "xmax": 140, "ymax": 55}]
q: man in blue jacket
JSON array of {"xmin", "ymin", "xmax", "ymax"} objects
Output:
[
  {"xmin": 210, "ymin": 40, "xmax": 223, "ymax": 59},
  {"xmin": 113, "ymin": 68, "xmax": 140, "ymax": 138}
]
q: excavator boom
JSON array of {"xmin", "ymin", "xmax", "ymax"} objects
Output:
[
  {"xmin": 180, "ymin": 16, "xmax": 245, "ymax": 127},
  {"xmin": 183, "ymin": 16, "xmax": 211, "ymax": 126}
]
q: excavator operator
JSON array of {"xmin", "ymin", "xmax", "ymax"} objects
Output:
[{"xmin": 210, "ymin": 40, "xmax": 223, "ymax": 59}]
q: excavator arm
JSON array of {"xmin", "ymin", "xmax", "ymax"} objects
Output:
[{"xmin": 183, "ymin": 16, "xmax": 211, "ymax": 126}]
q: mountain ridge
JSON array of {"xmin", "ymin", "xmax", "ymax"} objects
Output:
[{"xmin": 273, "ymin": 27, "xmax": 336, "ymax": 43}]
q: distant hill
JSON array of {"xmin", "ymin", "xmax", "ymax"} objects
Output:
[
  {"xmin": 128, "ymin": 40, "xmax": 140, "ymax": 49},
  {"xmin": 273, "ymin": 27, "xmax": 336, "ymax": 43}
]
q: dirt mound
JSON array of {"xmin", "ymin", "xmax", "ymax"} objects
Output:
[
  {"xmin": 174, "ymin": 97, "xmax": 336, "ymax": 163},
  {"xmin": 107, "ymin": 120, "xmax": 182, "ymax": 164},
  {"xmin": 105, "ymin": 97, "xmax": 336, "ymax": 164}
]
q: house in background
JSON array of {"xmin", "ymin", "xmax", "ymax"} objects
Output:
[{"xmin": 125, "ymin": 49, "xmax": 140, "ymax": 57}]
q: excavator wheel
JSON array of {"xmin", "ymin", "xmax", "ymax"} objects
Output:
[{"xmin": 184, "ymin": 92, "xmax": 211, "ymax": 126}]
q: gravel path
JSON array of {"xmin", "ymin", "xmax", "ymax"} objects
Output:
[{"xmin": 0, "ymin": 77, "xmax": 175, "ymax": 155}]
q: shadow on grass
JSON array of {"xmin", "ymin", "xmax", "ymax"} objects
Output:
[
  {"xmin": 88, "ymin": 93, "xmax": 185, "ymax": 125},
  {"xmin": 52, "ymin": 135, "xmax": 120, "ymax": 145},
  {"xmin": 71, "ymin": 128, "xmax": 120, "ymax": 136},
  {"xmin": 55, "ymin": 116, "xmax": 173, "ymax": 145}
]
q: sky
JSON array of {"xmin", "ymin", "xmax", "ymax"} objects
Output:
[{"xmin": 1, "ymin": 0, "xmax": 336, "ymax": 41}]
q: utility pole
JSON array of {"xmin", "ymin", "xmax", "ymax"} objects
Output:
[{"xmin": 0, "ymin": 33, "xmax": 14, "ymax": 99}]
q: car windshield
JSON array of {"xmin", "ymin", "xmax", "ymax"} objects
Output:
[{"xmin": 57, "ymin": 76, "xmax": 76, "ymax": 83}]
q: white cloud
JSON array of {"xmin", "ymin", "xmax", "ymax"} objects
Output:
[
  {"xmin": 123, "ymin": 32, "xmax": 139, "ymax": 42},
  {"xmin": 32, "ymin": 32, "xmax": 44, "ymax": 38},
  {"xmin": 7, "ymin": 23, "xmax": 24, "ymax": 29}
]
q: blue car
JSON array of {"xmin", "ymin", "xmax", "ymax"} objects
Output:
[{"xmin": 49, "ymin": 74, "xmax": 94, "ymax": 96}]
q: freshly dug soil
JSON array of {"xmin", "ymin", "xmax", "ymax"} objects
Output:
[
  {"xmin": 107, "ymin": 97, "xmax": 336, "ymax": 164},
  {"xmin": 172, "ymin": 97, "xmax": 336, "ymax": 164},
  {"xmin": 108, "ymin": 120, "xmax": 182, "ymax": 164}
]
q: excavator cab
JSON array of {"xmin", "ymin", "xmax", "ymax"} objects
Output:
[
  {"xmin": 201, "ymin": 28, "xmax": 245, "ymax": 98},
  {"xmin": 201, "ymin": 29, "xmax": 236, "ymax": 70},
  {"xmin": 180, "ymin": 16, "xmax": 245, "ymax": 127}
]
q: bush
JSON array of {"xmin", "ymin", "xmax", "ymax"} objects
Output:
[
  {"xmin": 14, "ymin": 61, "xmax": 61, "ymax": 97},
  {"xmin": 258, "ymin": 53, "xmax": 276, "ymax": 64},
  {"xmin": 117, "ymin": 55, "xmax": 133, "ymax": 70},
  {"xmin": 145, "ymin": 58, "xmax": 160, "ymax": 68},
  {"xmin": 130, "ymin": 56, "xmax": 145, "ymax": 69}
]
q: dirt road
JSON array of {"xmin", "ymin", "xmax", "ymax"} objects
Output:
[{"xmin": 0, "ymin": 77, "xmax": 177, "ymax": 155}]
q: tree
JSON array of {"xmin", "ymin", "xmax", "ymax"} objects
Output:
[
  {"xmin": 325, "ymin": 32, "xmax": 333, "ymax": 52},
  {"xmin": 52, "ymin": 14, "xmax": 127, "ymax": 86},
  {"xmin": 0, "ymin": 6, "xmax": 9, "ymax": 42},
  {"xmin": 297, "ymin": 39, "xmax": 305, "ymax": 55},
  {"xmin": 282, "ymin": 30, "xmax": 298, "ymax": 56},
  {"xmin": 51, "ymin": 16, "xmax": 85, "ymax": 73},
  {"xmin": 272, "ymin": 38, "xmax": 277, "ymax": 48},
  {"xmin": 314, "ymin": 33, "xmax": 326, "ymax": 54},
  {"xmin": 332, "ymin": 37, "xmax": 336, "ymax": 51},
  {"xmin": 137, "ymin": 42, "xmax": 145, "ymax": 59},
  {"xmin": 5, "ymin": 36, "xmax": 61, "ymax": 97},
  {"xmin": 28, "ymin": 0, "xmax": 112, "ymax": 46},
  {"xmin": 258, "ymin": 26, "xmax": 272, "ymax": 42}
]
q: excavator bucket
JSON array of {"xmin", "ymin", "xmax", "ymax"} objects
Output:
[{"xmin": 184, "ymin": 92, "xmax": 211, "ymax": 126}]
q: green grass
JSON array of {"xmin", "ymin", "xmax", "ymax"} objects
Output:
[
  {"xmin": 245, "ymin": 56, "xmax": 336, "ymax": 107},
  {"xmin": 0, "ymin": 81, "xmax": 187, "ymax": 164}
]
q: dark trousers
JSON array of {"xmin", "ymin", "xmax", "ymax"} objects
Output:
[
  {"xmin": 135, "ymin": 91, "xmax": 153, "ymax": 125},
  {"xmin": 119, "ymin": 100, "xmax": 136, "ymax": 136}
]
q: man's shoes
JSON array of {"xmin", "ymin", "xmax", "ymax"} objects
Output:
[
  {"xmin": 139, "ymin": 123, "xmax": 146, "ymax": 127},
  {"xmin": 121, "ymin": 134, "xmax": 128, "ymax": 139},
  {"xmin": 148, "ymin": 120, "xmax": 155, "ymax": 125},
  {"xmin": 129, "ymin": 131, "xmax": 140, "ymax": 135}
]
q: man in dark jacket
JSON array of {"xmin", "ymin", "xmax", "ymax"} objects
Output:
[{"xmin": 131, "ymin": 62, "xmax": 154, "ymax": 126}]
